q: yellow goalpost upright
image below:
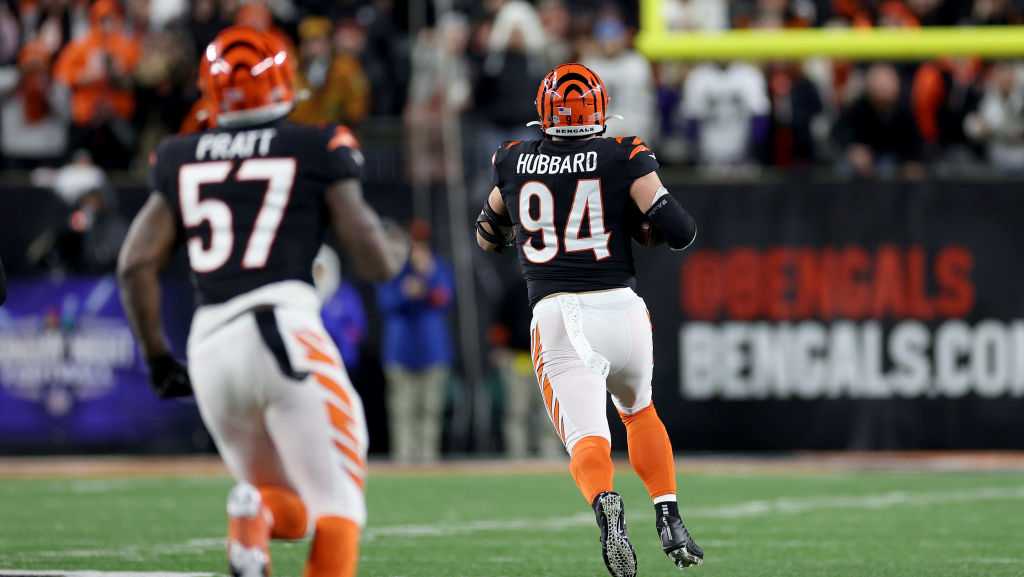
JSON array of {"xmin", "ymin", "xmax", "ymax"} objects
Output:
[{"xmin": 637, "ymin": 0, "xmax": 1024, "ymax": 61}]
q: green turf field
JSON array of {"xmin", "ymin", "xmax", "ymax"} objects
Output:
[{"xmin": 1, "ymin": 467, "xmax": 1023, "ymax": 577}]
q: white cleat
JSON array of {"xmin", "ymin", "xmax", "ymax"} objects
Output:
[{"xmin": 228, "ymin": 543, "xmax": 269, "ymax": 577}]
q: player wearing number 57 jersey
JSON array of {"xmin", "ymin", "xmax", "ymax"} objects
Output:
[
  {"xmin": 117, "ymin": 27, "xmax": 406, "ymax": 577},
  {"xmin": 477, "ymin": 63, "xmax": 703, "ymax": 577}
]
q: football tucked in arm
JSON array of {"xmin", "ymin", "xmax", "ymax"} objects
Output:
[{"xmin": 626, "ymin": 202, "xmax": 666, "ymax": 247}]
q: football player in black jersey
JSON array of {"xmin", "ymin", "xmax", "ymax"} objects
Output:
[
  {"xmin": 476, "ymin": 63, "xmax": 703, "ymax": 576},
  {"xmin": 117, "ymin": 27, "xmax": 406, "ymax": 577}
]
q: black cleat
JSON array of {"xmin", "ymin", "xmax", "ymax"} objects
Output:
[
  {"xmin": 592, "ymin": 492, "xmax": 638, "ymax": 577},
  {"xmin": 656, "ymin": 501, "xmax": 704, "ymax": 570}
]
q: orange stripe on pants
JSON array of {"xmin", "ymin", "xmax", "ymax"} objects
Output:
[
  {"xmin": 326, "ymin": 402, "xmax": 360, "ymax": 447},
  {"xmin": 332, "ymin": 439, "xmax": 366, "ymax": 472},
  {"xmin": 552, "ymin": 398, "xmax": 563, "ymax": 442},
  {"xmin": 346, "ymin": 470, "xmax": 366, "ymax": 490},
  {"xmin": 295, "ymin": 332, "xmax": 339, "ymax": 367},
  {"xmin": 532, "ymin": 326, "xmax": 566, "ymax": 444},
  {"xmin": 541, "ymin": 375, "xmax": 555, "ymax": 421},
  {"xmin": 315, "ymin": 372, "xmax": 353, "ymax": 407},
  {"xmin": 531, "ymin": 327, "xmax": 544, "ymax": 383}
]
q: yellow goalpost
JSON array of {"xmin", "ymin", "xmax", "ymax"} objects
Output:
[{"xmin": 637, "ymin": 0, "xmax": 1024, "ymax": 60}]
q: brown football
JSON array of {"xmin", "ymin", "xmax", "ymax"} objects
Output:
[{"xmin": 626, "ymin": 203, "xmax": 666, "ymax": 247}]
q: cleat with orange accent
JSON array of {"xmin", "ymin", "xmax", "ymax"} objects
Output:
[{"xmin": 227, "ymin": 483, "xmax": 272, "ymax": 577}]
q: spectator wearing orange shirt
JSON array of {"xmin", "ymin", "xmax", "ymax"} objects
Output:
[
  {"xmin": 912, "ymin": 58, "xmax": 983, "ymax": 162},
  {"xmin": 53, "ymin": 0, "xmax": 140, "ymax": 169}
]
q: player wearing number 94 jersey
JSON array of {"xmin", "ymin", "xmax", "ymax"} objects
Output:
[
  {"xmin": 117, "ymin": 27, "xmax": 406, "ymax": 577},
  {"xmin": 476, "ymin": 63, "xmax": 702, "ymax": 577}
]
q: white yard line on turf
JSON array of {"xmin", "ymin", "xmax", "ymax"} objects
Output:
[
  {"xmin": 21, "ymin": 539, "xmax": 226, "ymax": 560},
  {"xmin": 12, "ymin": 485, "xmax": 1024, "ymax": 561},
  {"xmin": 687, "ymin": 485, "xmax": 1024, "ymax": 520},
  {"xmin": 364, "ymin": 485, "xmax": 1024, "ymax": 539},
  {"xmin": 975, "ymin": 558, "xmax": 1024, "ymax": 565},
  {"xmin": 0, "ymin": 572, "xmax": 214, "ymax": 577}
]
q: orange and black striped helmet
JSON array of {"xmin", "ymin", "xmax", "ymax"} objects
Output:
[
  {"xmin": 201, "ymin": 26, "xmax": 294, "ymax": 127},
  {"xmin": 533, "ymin": 63, "xmax": 609, "ymax": 138}
]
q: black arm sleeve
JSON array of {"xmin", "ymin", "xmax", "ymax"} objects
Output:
[
  {"xmin": 476, "ymin": 200, "xmax": 513, "ymax": 251},
  {"xmin": 645, "ymin": 193, "xmax": 697, "ymax": 251},
  {"xmin": 0, "ymin": 256, "xmax": 6, "ymax": 306}
]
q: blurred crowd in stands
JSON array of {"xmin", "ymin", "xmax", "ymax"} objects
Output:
[
  {"xmin": 1, "ymin": 0, "xmax": 1024, "ymax": 181},
  {"xmin": 4, "ymin": 0, "xmax": 1024, "ymax": 459}
]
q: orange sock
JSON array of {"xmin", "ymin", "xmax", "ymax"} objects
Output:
[
  {"xmin": 227, "ymin": 485, "xmax": 272, "ymax": 574},
  {"xmin": 620, "ymin": 404, "xmax": 677, "ymax": 501},
  {"xmin": 259, "ymin": 486, "xmax": 309, "ymax": 540},
  {"xmin": 303, "ymin": 516, "xmax": 360, "ymax": 577},
  {"xmin": 569, "ymin": 436, "xmax": 615, "ymax": 504},
  {"xmin": 228, "ymin": 512, "xmax": 270, "ymax": 551}
]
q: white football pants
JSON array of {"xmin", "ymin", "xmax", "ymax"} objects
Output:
[
  {"xmin": 529, "ymin": 287, "xmax": 655, "ymax": 454},
  {"xmin": 187, "ymin": 281, "xmax": 369, "ymax": 527}
]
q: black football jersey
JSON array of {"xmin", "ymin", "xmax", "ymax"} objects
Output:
[
  {"xmin": 149, "ymin": 120, "xmax": 363, "ymax": 305},
  {"xmin": 492, "ymin": 136, "xmax": 659, "ymax": 307}
]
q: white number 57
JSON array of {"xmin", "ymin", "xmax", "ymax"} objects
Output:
[{"xmin": 178, "ymin": 158, "xmax": 296, "ymax": 273}]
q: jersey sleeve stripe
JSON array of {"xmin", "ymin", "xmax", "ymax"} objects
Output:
[{"xmin": 629, "ymin": 145, "xmax": 651, "ymax": 160}]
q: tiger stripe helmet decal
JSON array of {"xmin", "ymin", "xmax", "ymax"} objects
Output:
[
  {"xmin": 533, "ymin": 63, "xmax": 610, "ymax": 138},
  {"xmin": 202, "ymin": 26, "xmax": 295, "ymax": 127}
]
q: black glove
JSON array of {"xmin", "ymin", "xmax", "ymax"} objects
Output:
[{"xmin": 146, "ymin": 353, "xmax": 193, "ymax": 398}]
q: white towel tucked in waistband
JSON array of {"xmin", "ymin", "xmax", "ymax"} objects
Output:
[{"xmin": 556, "ymin": 294, "xmax": 610, "ymax": 378}]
